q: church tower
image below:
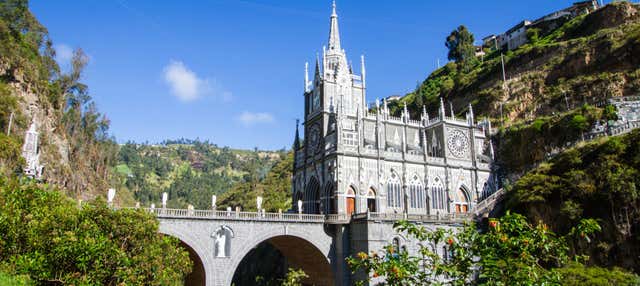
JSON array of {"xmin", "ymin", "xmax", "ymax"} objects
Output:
[{"xmin": 294, "ymin": 1, "xmax": 366, "ymax": 214}]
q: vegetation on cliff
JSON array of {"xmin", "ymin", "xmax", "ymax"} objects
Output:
[
  {"xmin": 0, "ymin": 0, "xmax": 119, "ymax": 199},
  {"xmin": 507, "ymin": 129, "xmax": 640, "ymax": 273}
]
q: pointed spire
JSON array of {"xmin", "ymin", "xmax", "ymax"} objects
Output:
[
  {"xmin": 314, "ymin": 53, "xmax": 321, "ymax": 79},
  {"xmin": 294, "ymin": 119, "xmax": 301, "ymax": 150},
  {"xmin": 439, "ymin": 97, "xmax": 445, "ymax": 119},
  {"xmin": 375, "ymin": 98, "xmax": 380, "ymax": 113},
  {"xmin": 468, "ymin": 103, "xmax": 474, "ymax": 125},
  {"xmin": 304, "ymin": 62, "xmax": 310, "ymax": 93},
  {"xmin": 449, "ymin": 102, "xmax": 454, "ymax": 119},
  {"xmin": 360, "ymin": 55, "xmax": 366, "ymax": 88},
  {"xmin": 328, "ymin": 0, "xmax": 341, "ymax": 52},
  {"xmin": 403, "ymin": 102, "xmax": 409, "ymax": 122},
  {"xmin": 383, "ymin": 98, "xmax": 389, "ymax": 116}
]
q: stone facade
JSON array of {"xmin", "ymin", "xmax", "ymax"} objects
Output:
[{"xmin": 292, "ymin": 1, "xmax": 497, "ymax": 218}]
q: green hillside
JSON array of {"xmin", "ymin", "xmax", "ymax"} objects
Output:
[
  {"xmin": 392, "ymin": 2, "xmax": 640, "ymax": 175},
  {"xmin": 115, "ymin": 140, "xmax": 286, "ymax": 209}
]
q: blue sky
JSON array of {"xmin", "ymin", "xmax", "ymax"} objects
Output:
[{"xmin": 29, "ymin": 0, "xmax": 612, "ymax": 150}]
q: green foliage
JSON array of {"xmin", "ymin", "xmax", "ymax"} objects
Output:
[
  {"xmin": 348, "ymin": 212, "xmax": 607, "ymax": 285},
  {"xmin": 0, "ymin": 178, "xmax": 192, "ymax": 285},
  {"xmin": 0, "ymin": 270, "xmax": 31, "ymax": 286},
  {"xmin": 219, "ymin": 151, "xmax": 293, "ymax": 211},
  {"xmin": 557, "ymin": 262, "xmax": 640, "ymax": 286},
  {"xmin": 526, "ymin": 28, "xmax": 541, "ymax": 44},
  {"xmin": 0, "ymin": 133, "xmax": 23, "ymax": 175},
  {"xmin": 280, "ymin": 268, "xmax": 308, "ymax": 286},
  {"xmin": 445, "ymin": 25, "xmax": 477, "ymax": 71},
  {"xmin": 496, "ymin": 106, "xmax": 603, "ymax": 172},
  {"xmin": 508, "ymin": 129, "xmax": 640, "ymax": 272}
]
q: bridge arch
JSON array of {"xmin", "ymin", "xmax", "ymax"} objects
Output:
[
  {"xmin": 159, "ymin": 223, "xmax": 214, "ymax": 286},
  {"xmin": 228, "ymin": 227, "xmax": 334, "ymax": 286}
]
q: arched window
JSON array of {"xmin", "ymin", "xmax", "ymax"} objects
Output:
[
  {"xmin": 386, "ymin": 172, "xmax": 402, "ymax": 208},
  {"xmin": 454, "ymin": 187, "xmax": 470, "ymax": 213},
  {"xmin": 324, "ymin": 184, "xmax": 336, "ymax": 214},
  {"xmin": 306, "ymin": 178, "xmax": 321, "ymax": 214},
  {"xmin": 430, "ymin": 177, "xmax": 446, "ymax": 211},
  {"xmin": 366, "ymin": 188, "xmax": 377, "ymax": 213},
  {"xmin": 409, "ymin": 175, "xmax": 425, "ymax": 209},
  {"xmin": 346, "ymin": 186, "xmax": 356, "ymax": 215}
]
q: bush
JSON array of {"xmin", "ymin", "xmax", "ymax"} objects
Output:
[{"xmin": 0, "ymin": 179, "xmax": 192, "ymax": 285}]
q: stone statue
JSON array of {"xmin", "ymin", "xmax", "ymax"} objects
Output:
[
  {"xmin": 162, "ymin": 192, "xmax": 168, "ymax": 208},
  {"xmin": 188, "ymin": 204, "xmax": 194, "ymax": 216},
  {"xmin": 297, "ymin": 199, "xmax": 303, "ymax": 214},
  {"xmin": 215, "ymin": 229, "xmax": 226, "ymax": 257},
  {"xmin": 211, "ymin": 195, "xmax": 217, "ymax": 210},
  {"xmin": 107, "ymin": 188, "xmax": 116, "ymax": 205},
  {"xmin": 256, "ymin": 196, "xmax": 263, "ymax": 211}
]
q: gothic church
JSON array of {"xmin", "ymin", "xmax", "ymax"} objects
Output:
[{"xmin": 292, "ymin": 1, "xmax": 496, "ymax": 217}]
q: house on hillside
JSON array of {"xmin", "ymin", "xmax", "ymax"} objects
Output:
[{"xmin": 484, "ymin": 0, "xmax": 600, "ymax": 51}]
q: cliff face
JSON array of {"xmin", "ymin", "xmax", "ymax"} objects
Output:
[{"xmin": 0, "ymin": 3, "xmax": 117, "ymax": 200}]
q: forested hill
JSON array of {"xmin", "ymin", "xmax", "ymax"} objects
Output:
[
  {"xmin": 390, "ymin": 2, "xmax": 640, "ymax": 175},
  {"xmin": 116, "ymin": 140, "xmax": 286, "ymax": 209}
]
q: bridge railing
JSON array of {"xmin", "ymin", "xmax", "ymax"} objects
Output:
[
  {"xmin": 124, "ymin": 208, "xmax": 474, "ymax": 224},
  {"xmin": 140, "ymin": 208, "xmax": 327, "ymax": 223}
]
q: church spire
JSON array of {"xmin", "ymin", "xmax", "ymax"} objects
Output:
[
  {"xmin": 328, "ymin": 0, "xmax": 341, "ymax": 52},
  {"xmin": 294, "ymin": 119, "xmax": 301, "ymax": 150}
]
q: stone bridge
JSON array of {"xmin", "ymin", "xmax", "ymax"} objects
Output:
[{"xmin": 146, "ymin": 208, "xmax": 471, "ymax": 286}]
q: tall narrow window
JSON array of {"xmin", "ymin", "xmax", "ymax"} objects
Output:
[
  {"xmin": 409, "ymin": 175, "xmax": 424, "ymax": 209},
  {"xmin": 386, "ymin": 173, "xmax": 402, "ymax": 208},
  {"xmin": 430, "ymin": 177, "xmax": 446, "ymax": 211}
]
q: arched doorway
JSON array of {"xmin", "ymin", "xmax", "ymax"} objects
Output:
[
  {"xmin": 346, "ymin": 186, "xmax": 356, "ymax": 215},
  {"xmin": 232, "ymin": 235, "xmax": 334, "ymax": 286},
  {"xmin": 366, "ymin": 187, "xmax": 376, "ymax": 212},
  {"xmin": 306, "ymin": 178, "xmax": 321, "ymax": 214},
  {"xmin": 454, "ymin": 187, "xmax": 470, "ymax": 213},
  {"xmin": 324, "ymin": 183, "xmax": 336, "ymax": 214}
]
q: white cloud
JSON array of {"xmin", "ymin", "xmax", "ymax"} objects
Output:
[
  {"xmin": 54, "ymin": 44, "xmax": 74, "ymax": 64},
  {"xmin": 163, "ymin": 60, "xmax": 232, "ymax": 102},
  {"xmin": 163, "ymin": 60, "xmax": 203, "ymax": 102},
  {"xmin": 237, "ymin": 111, "xmax": 275, "ymax": 126}
]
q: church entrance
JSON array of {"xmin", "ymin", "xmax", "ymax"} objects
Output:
[{"xmin": 346, "ymin": 186, "xmax": 356, "ymax": 215}]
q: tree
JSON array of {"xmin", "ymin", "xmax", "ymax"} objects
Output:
[
  {"xmin": 445, "ymin": 25, "xmax": 476, "ymax": 71},
  {"xmin": 0, "ymin": 179, "xmax": 193, "ymax": 285},
  {"xmin": 347, "ymin": 212, "xmax": 607, "ymax": 285}
]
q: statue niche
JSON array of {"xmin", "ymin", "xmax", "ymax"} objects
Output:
[{"xmin": 213, "ymin": 225, "xmax": 234, "ymax": 258}]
